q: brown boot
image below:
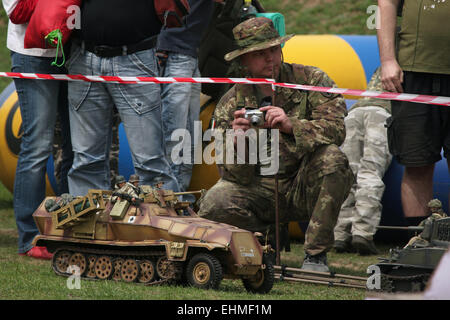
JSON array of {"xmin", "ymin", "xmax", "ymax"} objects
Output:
[{"xmin": 352, "ymin": 235, "xmax": 378, "ymax": 255}]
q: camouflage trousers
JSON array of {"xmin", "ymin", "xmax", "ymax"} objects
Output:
[
  {"xmin": 198, "ymin": 144, "xmax": 354, "ymax": 256},
  {"xmin": 334, "ymin": 106, "xmax": 392, "ymax": 242}
]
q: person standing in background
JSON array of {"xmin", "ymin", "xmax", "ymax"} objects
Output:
[
  {"xmin": 377, "ymin": 0, "xmax": 450, "ymax": 223},
  {"xmin": 66, "ymin": 0, "xmax": 180, "ymax": 196},
  {"xmin": 157, "ymin": 0, "xmax": 216, "ymax": 202},
  {"xmin": 334, "ymin": 68, "xmax": 392, "ymax": 255},
  {"xmin": 2, "ymin": 0, "xmax": 67, "ymax": 259}
]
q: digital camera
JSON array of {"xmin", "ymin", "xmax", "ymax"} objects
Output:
[{"xmin": 244, "ymin": 109, "xmax": 265, "ymax": 127}]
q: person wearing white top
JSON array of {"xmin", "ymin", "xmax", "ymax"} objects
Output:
[{"xmin": 2, "ymin": 0, "xmax": 69, "ymax": 259}]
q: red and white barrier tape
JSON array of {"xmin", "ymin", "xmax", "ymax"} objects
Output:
[{"xmin": 1, "ymin": 72, "xmax": 449, "ymax": 106}]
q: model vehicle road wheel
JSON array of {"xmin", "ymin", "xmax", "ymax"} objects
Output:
[
  {"xmin": 94, "ymin": 255, "xmax": 114, "ymax": 280},
  {"xmin": 156, "ymin": 257, "xmax": 175, "ymax": 280},
  {"xmin": 86, "ymin": 255, "xmax": 97, "ymax": 278},
  {"xmin": 242, "ymin": 254, "xmax": 274, "ymax": 294},
  {"xmin": 186, "ymin": 253, "xmax": 223, "ymax": 290},
  {"xmin": 138, "ymin": 259, "xmax": 156, "ymax": 284},
  {"xmin": 112, "ymin": 258, "xmax": 125, "ymax": 281},
  {"xmin": 121, "ymin": 259, "xmax": 140, "ymax": 282},
  {"xmin": 53, "ymin": 250, "xmax": 72, "ymax": 274},
  {"xmin": 68, "ymin": 252, "xmax": 87, "ymax": 276}
]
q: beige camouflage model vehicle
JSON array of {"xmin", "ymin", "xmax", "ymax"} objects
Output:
[{"xmin": 31, "ymin": 187, "xmax": 274, "ymax": 293}]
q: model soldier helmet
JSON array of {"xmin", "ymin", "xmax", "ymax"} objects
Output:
[
  {"xmin": 60, "ymin": 193, "xmax": 74, "ymax": 203},
  {"xmin": 153, "ymin": 176, "xmax": 164, "ymax": 187},
  {"xmin": 129, "ymin": 174, "xmax": 140, "ymax": 183},
  {"xmin": 428, "ymin": 199, "xmax": 442, "ymax": 209},
  {"xmin": 44, "ymin": 198, "xmax": 56, "ymax": 212},
  {"xmin": 115, "ymin": 175, "xmax": 126, "ymax": 185}
]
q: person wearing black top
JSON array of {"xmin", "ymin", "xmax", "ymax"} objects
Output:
[{"xmin": 66, "ymin": 0, "xmax": 181, "ymax": 196}]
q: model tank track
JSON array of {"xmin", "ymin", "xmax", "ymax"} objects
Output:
[
  {"xmin": 52, "ymin": 246, "xmax": 183, "ymax": 287},
  {"xmin": 380, "ymin": 272, "xmax": 430, "ymax": 293}
]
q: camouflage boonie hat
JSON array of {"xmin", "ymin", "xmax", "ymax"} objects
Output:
[
  {"xmin": 224, "ymin": 17, "xmax": 294, "ymax": 61},
  {"xmin": 428, "ymin": 199, "xmax": 442, "ymax": 208}
]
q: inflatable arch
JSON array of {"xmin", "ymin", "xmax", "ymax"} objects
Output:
[{"xmin": 0, "ymin": 35, "xmax": 448, "ymax": 240}]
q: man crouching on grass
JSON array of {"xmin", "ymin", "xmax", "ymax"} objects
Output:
[{"xmin": 197, "ymin": 17, "xmax": 353, "ymax": 272}]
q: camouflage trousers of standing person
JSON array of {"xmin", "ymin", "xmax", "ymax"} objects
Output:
[
  {"xmin": 334, "ymin": 106, "xmax": 392, "ymax": 242},
  {"xmin": 198, "ymin": 144, "xmax": 354, "ymax": 256}
]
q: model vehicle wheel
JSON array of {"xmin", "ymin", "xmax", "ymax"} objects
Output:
[
  {"xmin": 138, "ymin": 259, "xmax": 156, "ymax": 284},
  {"xmin": 53, "ymin": 250, "xmax": 72, "ymax": 274},
  {"xmin": 242, "ymin": 254, "xmax": 274, "ymax": 294},
  {"xmin": 156, "ymin": 257, "xmax": 175, "ymax": 280},
  {"xmin": 68, "ymin": 252, "xmax": 87, "ymax": 276},
  {"xmin": 186, "ymin": 253, "xmax": 223, "ymax": 290},
  {"xmin": 94, "ymin": 255, "xmax": 114, "ymax": 280},
  {"xmin": 121, "ymin": 259, "xmax": 140, "ymax": 282},
  {"xmin": 112, "ymin": 258, "xmax": 125, "ymax": 281},
  {"xmin": 85, "ymin": 255, "xmax": 97, "ymax": 278}
]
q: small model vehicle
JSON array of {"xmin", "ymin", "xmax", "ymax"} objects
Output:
[
  {"xmin": 32, "ymin": 187, "xmax": 274, "ymax": 293},
  {"xmin": 369, "ymin": 216, "xmax": 450, "ymax": 293}
]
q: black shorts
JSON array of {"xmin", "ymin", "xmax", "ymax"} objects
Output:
[{"xmin": 387, "ymin": 71, "xmax": 450, "ymax": 167}]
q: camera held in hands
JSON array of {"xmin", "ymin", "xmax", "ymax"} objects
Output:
[
  {"xmin": 243, "ymin": 96, "xmax": 272, "ymax": 127},
  {"xmin": 244, "ymin": 109, "xmax": 265, "ymax": 126}
]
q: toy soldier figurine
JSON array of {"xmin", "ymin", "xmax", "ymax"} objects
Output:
[
  {"xmin": 404, "ymin": 199, "xmax": 447, "ymax": 248},
  {"xmin": 114, "ymin": 175, "xmax": 126, "ymax": 189},
  {"xmin": 154, "ymin": 177, "xmax": 165, "ymax": 190},
  {"xmin": 197, "ymin": 17, "xmax": 353, "ymax": 272},
  {"xmin": 128, "ymin": 174, "xmax": 142, "ymax": 195},
  {"xmin": 111, "ymin": 175, "xmax": 140, "ymax": 204},
  {"xmin": 428, "ymin": 199, "xmax": 446, "ymax": 217}
]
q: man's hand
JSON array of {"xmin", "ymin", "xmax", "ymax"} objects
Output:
[
  {"xmin": 378, "ymin": 0, "xmax": 404, "ymax": 92},
  {"xmin": 232, "ymin": 108, "xmax": 251, "ymax": 132},
  {"xmin": 260, "ymin": 105, "xmax": 293, "ymax": 135},
  {"xmin": 381, "ymin": 59, "xmax": 404, "ymax": 93}
]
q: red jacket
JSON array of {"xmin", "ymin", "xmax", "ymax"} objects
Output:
[{"xmin": 9, "ymin": 0, "xmax": 38, "ymax": 24}]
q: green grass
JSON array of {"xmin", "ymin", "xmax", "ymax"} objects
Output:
[
  {"xmin": 0, "ymin": 8, "xmax": 11, "ymax": 92},
  {"xmin": 261, "ymin": 0, "xmax": 378, "ymax": 35}
]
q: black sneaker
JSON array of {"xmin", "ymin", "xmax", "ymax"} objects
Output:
[
  {"xmin": 352, "ymin": 235, "xmax": 378, "ymax": 255},
  {"xmin": 301, "ymin": 252, "xmax": 329, "ymax": 273}
]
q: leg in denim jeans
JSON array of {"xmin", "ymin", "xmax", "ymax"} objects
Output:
[
  {"xmin": 68, "ymin": 45, "xmax": 179, "ymax": 195},
  {"xmin": 111, "ymin": 49, "xmax": 180, "ymax": 191},
  {"xmin": 67, "ymin": 46, "xmax": 114, "ymax": 196},
  {"xmin": 161, "ymin": 53, "xmax": 200, "ymax": 198},
  {"xmin": 11, "ymin": 52, "xmax": 63, "ymax": 254}
]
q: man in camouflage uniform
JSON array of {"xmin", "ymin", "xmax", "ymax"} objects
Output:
[
  {"xmin": 334, "ymin": 67, "xmax": 392, "ymax": 255},
  {"xmin": 198, "ymin": 17, "xmax": 354, "ymax": 272}
]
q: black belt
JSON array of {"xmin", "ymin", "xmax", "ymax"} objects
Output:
[{"xmin": 75, "ymin": 36, "xmax": 158, "ymax": 58}]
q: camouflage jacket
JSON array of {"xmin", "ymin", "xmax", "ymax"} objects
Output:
[
  {"xmin": 349, "ymin": 67, "xmax": 391, "ymax": 114},
  {"xmin": 213, "ymin": 63, "xmax": 347, "ymax": 184}
]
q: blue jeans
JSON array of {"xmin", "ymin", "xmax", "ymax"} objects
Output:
[
  {"xmin": 11, "ymin": 51, "xmax": 65, "ymax": 254},
  {"xmin": 161, "ymin": 53, "xmax": 200, "ymax": 200},
  {"xmin": 67, "ymin": 44, "xmax": 180, "ymax": 196}
]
